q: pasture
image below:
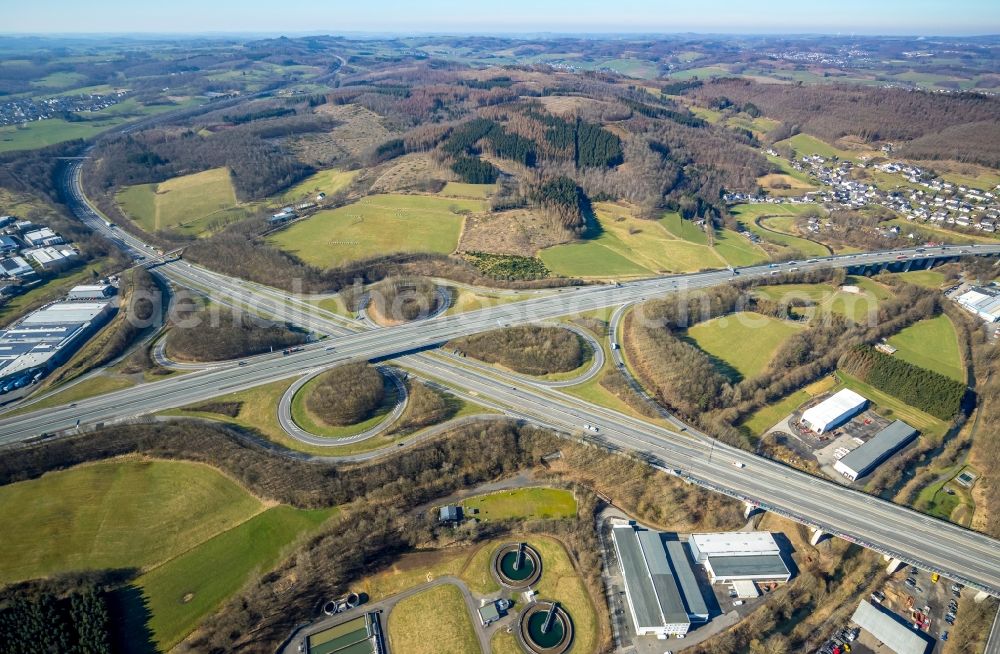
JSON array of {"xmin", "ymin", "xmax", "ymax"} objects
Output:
[
  {"xmin": 777, "ymin": 133, "xmax": 855, "ymax": 161},
  {"xmin": 116, "ymin": 167, "xmax": 242, "ymax": 235},
  {"xmin": 459, "ymin": 487, "xmax": 577, "ymax": 521},
  {"xmin": 0, "ymin": 459, "xmax": 262, "ymax": 585},
  {"xmin": 540, "ymin": 203, "xmax": 744, "ymax": 277},
  {"xmin": 386, "ymin": 584, "xmax": 480, "ymax": 654},
  {"xmin": 439, "ymin": 182, "xmax": 496, "ymax": 199},
  {"xmin": 280, "ymin": 168, "xmax": 359, "ymax": 203},
  {"xmin": 138, "ymin": 505, "xmax": 336, "ymax": 650},
  {"xmin": 686, "ymin": 312, "xmax": 804, "ymax": 381},
  {"xmin": 268, "ymin": 193, "xmax": 483, "ymax": 268},
  {"xmin": 887, "ymin": 314, "xmax": 965, "ymax": 381}
]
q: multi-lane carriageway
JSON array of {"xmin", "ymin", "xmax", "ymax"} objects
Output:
[{"xmin": 3, "ymin": 160, "xmax": 1000, "ymax": 597}]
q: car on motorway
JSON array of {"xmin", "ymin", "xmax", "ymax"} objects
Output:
[
  {"xmin": 238, "ymin": 361, "xmax": 248, "ymax": 366},
  {"xmin": 732, "ymin": 460, "xmax": 746, "ymax": 468}
]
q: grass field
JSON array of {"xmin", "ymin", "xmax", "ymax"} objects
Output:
[
  {"xmin": 686, "ymin": 312, "xmax": 804, "ymax": 381},
  {"xmin": 139, "ymin": 505, "xmax": 335, "ymax": 650},
  {"xmin": 758, "ymin": 173, "xmax": 818, "ymax": 197},
  {"xmin": 660, "ymin": 211, "xmax": 709, "ymax": 244},
  {"xmin": 755, "ymin": 279, "xmax": 884, "ymax": 323},
  {"xmin": 280, "ymin": 168, "xmax": 359, "ymax": 203},
  {"xmin": 668, "ymin": 65, "xmax": 731, "ymax": 80},
  {"xmin": 269, "ymin": 194, "xmax": 483, "ymax": 268},
  {"xmin": 914, "ymin": 465, "xmax": 976, "ymax": 525},
  {"xmin": 887, "ymin": 314, "xmax": 965, "ymax": 382},
  {"xmin": 0, "ymin": 459, "xmax": 263, "ymax": 585},
  {"xmin": 714, "ymin": 228, "xmax": 770, "ymax": 267},
  {"xmin": 540, "ymin": 204, "xmax": 735, "ymax": 278},
  {"xmin": 439, "ymin": 182, "xmax": 496, "ymax": 199},
  {"xmin": 116, "ymin": 167, "xmax": 242, "ymax": 235},
  {"xmin": 386, "ymin": 584, "xmax": 481, "ymax": 654},
  {"xmin": 896, "ymin": 270, "xmax": 947, "ymax": 288},
  {"xmin": 730, "ymin": 203, "xmax": 830, "ymax": 258},
  {"xmin": 459, "ymin": 487, "xmax": 577, "ymax": 521},
  {"xmin": 776, "ymin": 133, "xmax": 855, "ymax": 161},
  {"xmin": 490, "ymin": 631, "xmax": 522, "ymax": 654}
]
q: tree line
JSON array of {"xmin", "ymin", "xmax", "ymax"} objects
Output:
[{"xmin": 839, "ymin": 345, "xmax": 967, "ymax": 420}]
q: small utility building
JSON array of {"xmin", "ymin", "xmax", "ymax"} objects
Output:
[
  {"xmin": 850, "ymin": 600, "xmax": 931, "ymax": 654},
  {"xmin": 611, "ymin": 524, "xmax": 708, "ymax": 637},
  {"xmin": 688, "ymin": 532, "xmax": 791, "ymax": 585},
  {"xmin": 800, "ymin": 389, "xmax": 867, "ymax": 433},
  {"xmin": 834, "ymin": 420, "xmax": 918, "ymax": 482}
]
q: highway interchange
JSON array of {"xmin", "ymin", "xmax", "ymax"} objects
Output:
[{"xmin": 2, "ymin": 159, "xmax": 1000, "ymax": 601}]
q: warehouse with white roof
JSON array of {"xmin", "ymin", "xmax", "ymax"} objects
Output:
[
  {"xmin": 0, "ymin": 300, "xmax": 114, "ymax": 388},
  {"xmin": 800, "ymin": 389, "xmax": 868, "ymax": 433},
  {"xmin": 955, "ymin": 286, "xmax": 1000, "ymax": 323},
  {"xmin": 688, "ymin": 532, "xmax": 791, "ymax": 585}
]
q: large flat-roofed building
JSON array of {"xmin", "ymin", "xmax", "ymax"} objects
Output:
[
  {"xmin": 800, "ymin": 389, "xmax": 868, "ymax": 433},
  {"xmin": 688, "ymin": 532, "xmax": 791, "ymax": 585},
  {"xmin": 611, "ymin": 524, "xmax": 709, "ymax": 637},
  {"xmin": 834, "ymin": 420, "xmax": 918, "ymax": 482},
  {"xmin": 67, "ymin": 284, "xmax": 115, "ymax": 301},
  {"xmin": 956, "ymin": 286, "xmax": 1000, "ymax": 323},
  {"xmin": 0, "ymin": 300, "xmax": 114, "ymax": 386},
  {"xmin": 850, "ymin": 600, "xmax": 931, "ymax": 654}
]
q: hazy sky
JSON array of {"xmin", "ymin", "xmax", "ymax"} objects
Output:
[{"xmin": 5, "ymin": 0, "xmax": 999, "ymax": 35}]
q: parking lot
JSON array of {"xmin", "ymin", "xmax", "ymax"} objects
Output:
[
  {"xmin": 818, "ymin": 567, "xmax": 966, "ymax": 654},
  {"xmin": 767, "ymin": 403, "xmax": 896, "ymax": 486}
]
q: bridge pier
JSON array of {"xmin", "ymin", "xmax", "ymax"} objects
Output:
[
  {"xmin": 809, "ymin": 528, "xmax": 829, "ymax": 546},
  {"xmin": 884, "ymin": 556, "xmax": 906, "ymax": 574},
  {"xmin": 744, "ymin": 502, "xmax": 762, "ymax": 519}
]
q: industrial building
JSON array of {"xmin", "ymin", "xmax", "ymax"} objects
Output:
[
  {"xmin": 955, "ymin": 286, "xmax": 1000, "ymax": 323},
  {"xmin": 850, "ymin": 600, "xmax": 931, "ymax": 654},
  {"xmin": 0, "ymin": 256, "xmax": 33, "ymax": 278},
  {"xmin": 67, "ymin": 284, "xmax": 115, "ymax": 301},
  {"xmin": 834, "ymin": 420, "xmax": 918, "ymax": 481},
  {"xmin": 800, "ymin": 389, "xmax": 868, "ymax": 433},
  {"xmin": 688, "ymin": 532, "xmax": 791, "ymax": 585},
  {"xmin": 0, "ymin": 300, "xmax": 114, "ymax": 388},
  {"xmin": 25, "ymin": 245, "xmax": 78, "ymax": 271},
  {"xmin": 611, "ymin": 524, "xmax": 709, "ymax": 637}
]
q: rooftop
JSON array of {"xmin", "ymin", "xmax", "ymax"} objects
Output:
[
  {"xmin": 838, "ymin": 420, "xmax": 918, "ymax": 477},
  {"xmin": 690, "ymin": 532, "xmax": 780, "ymax": 557},
  {"xmin": 801, "ymin": 389, "xmax": 867, "ymax": 429},
  {"xmin": 851, "ymin": 600, "xmax": 931, "ymax": 654},
  {"xmin": 612, "ymin": 525, "xmax": 706, "ymax": 629},
  {"xmin": 707, "ymin": 554, "xmax": 790, "ymax": 579}
]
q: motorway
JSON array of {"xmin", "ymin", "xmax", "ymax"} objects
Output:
[{"xmin": 2, "ymin": 160, "xmax": 1000, "ymax": 598}]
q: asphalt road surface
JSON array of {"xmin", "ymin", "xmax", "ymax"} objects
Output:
[{"xmin": 3, "ymin": 161, "xmax": 1000, "ymax": 597}]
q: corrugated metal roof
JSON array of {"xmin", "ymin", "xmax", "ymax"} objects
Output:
[
  {"xmin": 837, "ymin": 420, "xmax": 918, "ymax": 478},
  {"xmin": 851, "ymin": 600, "xmax": 931, "ymax": 654},
  {"xmin": 665, "ymin": 539, "xmax": 709, "ymax": 618}
]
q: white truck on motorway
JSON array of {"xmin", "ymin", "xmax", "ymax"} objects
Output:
[{"xmin": 732, "ymin": 460, "xmax": 746, "ymax": 468}]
